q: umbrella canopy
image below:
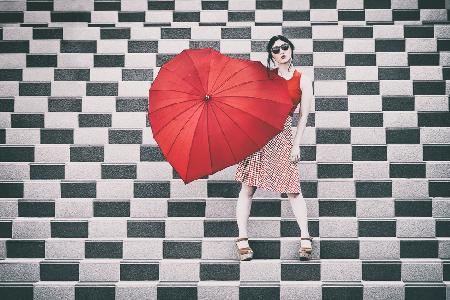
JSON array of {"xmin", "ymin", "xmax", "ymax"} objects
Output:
[{"xmin": 148, "ymin": 47, "xmax": 293, "ymax": 184}]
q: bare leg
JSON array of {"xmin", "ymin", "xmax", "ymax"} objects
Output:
[
  {"xmin": 236, "ymin": 183, "xmax": 256, "ymax": 248},
  {"xmin": 287, "ymin": 191, "xmax": 311, "ymax": 249}
]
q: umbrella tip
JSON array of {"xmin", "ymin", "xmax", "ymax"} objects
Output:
[{"xmin": 204, "ymin": 94, "xmax": 212, "ymax": 101}]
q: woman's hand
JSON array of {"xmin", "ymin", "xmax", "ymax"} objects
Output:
[{"xmin": 290, "ymin": 146, "xmax": 300, "ymax": 163}]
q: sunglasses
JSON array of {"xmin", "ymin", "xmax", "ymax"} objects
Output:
[{"xmin": 271, "ymin": 43, "xmax": 289, "ymax": 54}]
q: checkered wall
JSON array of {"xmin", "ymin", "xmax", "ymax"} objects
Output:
[{"xmin": 0, "ymin": 0, "xmax": 449, "ymax": 299}]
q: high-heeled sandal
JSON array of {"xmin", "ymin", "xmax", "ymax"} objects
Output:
[
  {"xmin": 299, "ymin": 236, "xmax": 313, "ymax": 260},
  {"xmin": 235, "ymin": 237, "xmax": 253, "ymax": 261}
]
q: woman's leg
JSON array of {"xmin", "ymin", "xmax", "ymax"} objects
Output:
[
  {"xmin": 287, "ymin": 191, "xmax": 311, "ymax": 248},
  {"xmin": 236, "ymin": 183, "xmax": 256, "ymax": 248}
]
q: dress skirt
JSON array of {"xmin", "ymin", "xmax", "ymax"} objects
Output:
[{"xmin": 234, "ymin": 114, "xmax": 301, "ymax": 193}]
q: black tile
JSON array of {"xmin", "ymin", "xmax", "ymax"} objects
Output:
[
  {"xmin": 26, "ymin": 54, "xmax": 57, "ymax": 67},
  {"xmin": 338, "ymin": 10, "xmax": 365, "ymax": 21},
  {"xmin": 51, "ymin": 12, "xmax": 91, "ymax": 22},
  {"xmin": 173, "ymin": 11, "xmax": 200, "ymax": 22},
  {"xmin": 281, "ymin": 220, "xmax": 318, "ymax": 237},
  {"xmin": 51, "ymin": 221, "xmax": 89, "ymax": 238},
  {"xmin": 200, "ymin": 263, "xmax": 239, "ymax": 281},
  {"xmin": 94, "ymin": 201, "xmax": 130, "ymax": 217},
  {"xmin": 250, "ymin": 200, "xmax": 281, "ymax": 217},
  {"xmin": 393, "ymin": 9, "xmax": 420, "ymax": 21},
  {"xmin": 202, "ymin": 0, "xmax": 228, "ymax": 9},
  {"xmin": 48, "ymin": 97, "xmax": 82, "ymax": 112},
  {"xmin": 18, "ymin": 201, "xmax": 55, "ymax": 217},
  {"xmin": 40, "ymin": 129, "xmax": 74, "ymax": 144},
  {"xmin": 60, "ymin": 40, "xmax": 97, "ymax": 53},
  {"xmin": 0, "ymin": 147, "xmax": 34, "ymax": 162},
  {"xmin": 0, "ymin": 69, "xmax": 22, "ymax": 81},
  {"xmin": 404, "ymin": 284, "xmax": 447, "ymax": 300},
  {"xmin": 418, "ymin": 0, "xmax": 446, "ymax": 8},
  {"xmin": 75, "ymin": 286, "xmax": 115, "ymax": 300},
  {"xmin": 378, "ymin": 67, "xmax": 410, "ymax": 80},
  {"xmin": 359, "ymin": 220, "xmax": 396, "ymax": 237},
  {"xmin": 27, "ymin": 0, "xmax": 54, "ymax": 11},
  {"xmin": 313, "ymin": 40, "xmax": 343, "ymax": 52},
  {"xmin": 207, "ymin": 181, "xmax": 240, "ymax": 198},
  {"xmin": 79, "ymin": 114, "xmax": 112, "ymax": 127},
  {"xmin": 350, "ymin": 112, "xmax": 383, "ymax": 126},
  {"xmin": 163, "ymin": 240, "xmax": 202, "ymax": 259},
  {"xmin": 161, "ymin": 27, "xmax": 191, "ymax": 39},
  {"xmin": 314, "ymin": 67, "xmax": 346, "ymax": 80},
  {"xmin": 0, "ymin": 97, "xmax": 14, "ymax": 112},
  {"xmin": 256, "ymin": 0, "xmax": 282, "ymax": 9},
  {"xmin": 386, "ymin": 128, "xmax": 420, "ymax": 144},
  {"xmin": 408, "ymin": 53, "xmax": 439, "ymax": 66},
  {"xmin": 122, "ymin": 69, "xmax": 152, "ymax": 81},
  {"xmin": 404, "ymin": 25, "xmax": 434, "ymax": 38},
  {"xmin": 118, "ymin": 12, "xmax": 146, "ymax": 22},
  {"xmin": 239, "ymin": 286, "xmax": 280, "ymax": 299},
  {"xmin": 30, "ymin": 164, "xmax": 65, "ymax": 179},
  {"xmin": 283, "ymin": 9, "xmax": 311, "ymax": 21},
  {"xmin": 19, "ymin": 82, "xmax": 51, "ymax": 96},
  {"xmin": 444, "ymin": 262, "xmax": 450, "ymax": 281},
  {"xmin": 117, "ymin": 97, "xmax": 148, "ymax": 112},
  {"xmin": 70, "ymin": 146, "xmax": 104, "ymax": 162},
  {"xmin": 347, "ymin": 81, "xmax": 379, "ymax": 95},
  {"xmin": 61, "ymin": 182, "xmax": 96, "ymax": 198},
  {"xmin": 0, "ymin": 221, "xmax": 12, "ymax": 238},
  {"xmin": 390, "ymin": 163, "xmax": 426, "ymax": 178},
  {"xmin": 94, "ymin": 0, "xmax": 121, "ymax": 11},
  {"xmin": 283, "ymin": 27, "xmax": 312, "ymax": 39},
  {"xmin": 128, "ymin": 40, "xmax": 158, "ymax": 53},
  {"xmin": 94, "ymin": 54, "xmax": 125, "ymax": 67},
  {"xmin": 300, "ymin": 145, "xmax": 316, "ymax": 161},
  {"xmin": 141, "ymin": 145, "xmax": 165, "ymax": 161},
  {"xmin": 429, "ymin": 181, "xmax": 450, "ymax": 197},
  {"xmin": 352, "ymin": 145, "xmax": 387, "ymax": 161},
  {"xmin": 40, "ymin": 263, "xmax": 79, "ymax": 281},
  {"xmin": 423, "ymin": 145, "xmax": 450, "ymax": 161},
  {"xmin": 0, "ymin": 182, "xmax": 24, "ymax": 197},
  {"xmin": 7, "ymin": 240, "xmax": 45, "ymax": 258},
  {"xmin": 127, "ymin": 220, "xmax": 165, "ymax": 238},
  {"xmin": 85, "ymin": 241, "xmax": 123, "ymax": 258},
  {"xmin": 315, "ymin": 97, "xmax": 348, "ymax": 111},
  {"xmin": 221, "ymin": 27, "xmax": 251, "ymax": 39},
  {"xmin": 355, "ymin": 181, "xmax": 392, "ymax": 198},
  {"xmin": 400, "ymin": 240, "xmax": 438, "ymax": 258},
  {"xmin": 33, "ymin": 27, "xmax": 63, "ymax": 39},
  {"xmin": 322, "ymin": 285, "xmax": 363, "ymax": 300},
  {"xmin": 382, "ymin": 96, "xmax": 415, "ymax": 111},
  {"xmin": 11, "ymin": 114, "xmax": 44, "ymax": 128},
  {"xmin": 319, "ymin": 200, "xmax": 356, "ymax": 217},
  {"xmin": 229, "ymin": 11, "xmax": 255, "ymax": 22},
  {"xmin": 281, "ymin": 262, "xmax": 321, "ymax": 281},
  {"xmin": 320, "ymin": 240, "xmax": 359, "ymax": 259},
  {"xmin": 310, "ymin": 0, "xmax": 336, "ymax": 9},
  {"xmin": 437, "ymin": 39, "xmax": 450, "ymax": 51},
  {"xmin": 317, "ymin": 163, "xmax": 353, "ymax": 178},
  {"xmin": 157, "ymin": 286, "xmax": 197, "ymax": 300},
  {"xmin": 0, "ymin": 285, "xmax": 33, "ymax": 300},
  {"xmin": 395, "ymin": 200, "xmax": 432, "ymax": 217},
  {"xmin": 0, "ymin": 41, "xmax": 29, "ymax": 53},
  {"xmin": 345, "ymin": 54, "xmax": 376, "ymax": 66},
  {"xmin": 108, "ymin": 129, "xmax": 142, "ymax": 144},
  {"xmin": 54, "ymin": 69, "xmax": 90, "ymax": 81},
  {"xmin": 204, "ymin": 220, "xmax": 236, "ymax": 237},
  {"xmin": 134, "ymin": 181, "xmax": 170, "ymax": 198},
  {"xmin": 100, "ymin": 28, "xmax": 130, "ymax": 39},
  {"xmin": 413, "ymin": 81, "xmax": 446, "ymax": 95},
  {"xmin": 436, "ymin": 220, "xmax": 449, "ymax": 237},
  {"xmin": 0, "ymin": 11, "xmax": 24, "ymax": 23},
  {"xmin": 364, "ymin": 0, "xmax": 391, "ymax": 8},
  {"xmin": 362, "ymin": 261, "xmax": 401, "ymax": 281},
  {"xmin": 316, "ymin": 129, "xmax": 351, "ymax": 144},
  {"xmin": 343, "ymin": 26, "xmax": 373, "ymax": 38},
  {"xmin": 120, "ymin": 263, "xmax": 159, "ymax": 281},
  {"xmin": 86, "ymin": 82, "xmax": 118, "ymax": 96},
  {"xmin": 375, "ymin": 39, "xmax": 405, "ymax": 52},
  {"xmin": 167, "ymin": 200, "xmax": 206, "ymax": 217},
  {"xmin": 247, "ymin": 240, "xmax": 281, "ymax": 259},
  {"xmin": 101, "ymin": 164, "xmax": 137, "ymax": 179},
  {"xmin": 0, "ymin": 129, "xmax": 4, "ymax": 144}
]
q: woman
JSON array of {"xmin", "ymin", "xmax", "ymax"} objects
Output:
[{"xmin": 234, "ymin": 35, "xmax": 314, "ymax": 261}]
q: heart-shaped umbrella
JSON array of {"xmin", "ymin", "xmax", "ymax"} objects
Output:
[{"xmin": 148, "ymin": 47, "xmax": 293, "ymax": 184}]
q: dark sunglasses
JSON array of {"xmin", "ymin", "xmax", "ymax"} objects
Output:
[{"xmin": 271, "ymin": 43, "xmax": 289, "ymax": 54}]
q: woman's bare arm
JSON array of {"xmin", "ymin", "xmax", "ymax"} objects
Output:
[{"xmin": 292, "ymin": 73, "xmax": 313, "ymax": 147}]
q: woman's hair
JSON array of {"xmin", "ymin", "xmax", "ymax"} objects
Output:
[{"xmin": 266, "ymin": 35, "xmax": 295, "ymax": 79}]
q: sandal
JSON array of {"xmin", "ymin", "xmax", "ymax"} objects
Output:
[
  {"xmin": 299, "ymin": 236, "xmax": 313, "ymax": 261},
  {"xmin": 235, "ymin": 237, "xmax": 254, "ymax": 261}
]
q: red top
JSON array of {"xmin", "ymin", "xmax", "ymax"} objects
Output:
[{"xmin": 272, "ymin": 67, "xmax": 302, "ymax": 115}]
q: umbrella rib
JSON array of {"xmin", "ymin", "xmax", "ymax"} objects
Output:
[
  {"xmin": 150, "ymin": 97, "xmax": 199, "ymax": 114},
  {"xmin": 211, "ymin": 61, "xmax": 254, "ymax": 94},
  {"xmin": 213, "ymin": 94, "xmax": 289, "ymax": 105},
  {"xmin": 160, "ymin": 64, "xmax": 204, "ymax": 95},
  {"xmin": 151, "ymin": 87, "xmax": 202, "ymax": 97},
  {"xmin": 152, "ymin": 101, "xmax": 202, "ymax": 138},
  {"xmin": 212, "ymin": 98, "xmax": 286, "ymax": 133},
  {"xmin": 214, "ymin": 77, "xmax": 278, "ymax": 96}
]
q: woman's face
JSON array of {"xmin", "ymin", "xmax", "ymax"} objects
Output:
[{"xmin": 271, "ymin": 40, "xmax": 291, "ymax": 64}]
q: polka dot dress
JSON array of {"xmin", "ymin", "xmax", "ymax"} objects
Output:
[{"xmin": 234, "ymin": 68, "xmax": 303, "ymax": 193}]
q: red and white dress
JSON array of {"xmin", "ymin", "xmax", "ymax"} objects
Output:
[{"xmin": 234, "ymin": 67, "xmax": 303, "ymax": 193}]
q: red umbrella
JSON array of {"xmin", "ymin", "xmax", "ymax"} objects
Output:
[{"xmin": 148, "ymin": 47, "xmax": 293, "ymax": 184}]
